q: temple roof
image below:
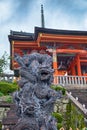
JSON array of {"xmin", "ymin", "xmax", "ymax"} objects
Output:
[
  {"xmin": 34, "ymin": 27, "xmax": 87, "ymax": 39},
  {"xmin": 8, "ymin": 30, "xmax": 34, "ymax": 41},
  {"xmin": 8, "ymin": 27, "xmax": 87, "ymax": 42}
]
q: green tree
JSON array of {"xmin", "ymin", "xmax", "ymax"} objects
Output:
[
  {"xmin": 66, "ymin": 100, "xmax": 85, "ymax": 129},
  {"xmin": 0, "ymin": 51, "xmax": 9, "ymax": 74}
]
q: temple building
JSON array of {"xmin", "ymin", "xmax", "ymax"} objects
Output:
[
  {"xmin": 8, "ymin": 5, "xmax": 87, "ymax": 78},
  {"xmin": 8, "ymin": 27, "xmax": 87, "ymax": 77}
]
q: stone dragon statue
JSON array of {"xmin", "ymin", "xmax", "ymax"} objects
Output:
[{"xmin": 13, "ymin": 52, "xmax": 62, "ymax": 130}]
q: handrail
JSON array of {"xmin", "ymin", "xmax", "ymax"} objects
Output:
[
  {"xmin": 53, "ymin": 75, "xmax": 87, "ymax": 85},
  {"xmin": 0, "ymin": 74, "xmax": 14, "ymax": 82}
]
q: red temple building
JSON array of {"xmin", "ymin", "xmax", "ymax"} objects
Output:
[{"xmin": 9, "ymin": 27, "xmax": 87, "ymax": 77}]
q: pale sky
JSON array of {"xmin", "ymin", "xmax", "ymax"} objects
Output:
[{"xmin": 0, "ymin": 0, "xmax": 87, "ymax": 72}]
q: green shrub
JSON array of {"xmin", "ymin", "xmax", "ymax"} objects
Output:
[
  {"xmin": 0, "ymin": 81, "xmax": 19, "ymax": 95},
  {"xmin": 0, "ymin": 95, "xmax": 13, "ymax": 103},
  {"xmin": 52, "ymin": 112, "xmax": 63, "ymax": 123},
  {"xmin": 51, "ymin": 85, "xmax": 66, "ymax": 95},
  {"xmin": 12, "ymin": 81, "xmax": 18, "ymax": 85},
  {"xmin": 0, "ymin": 92, "xmax": 4, "ymax": 97},
  {"xmin": 52, "ymin": 112, "xmax": 63, "ymax": 130},
  {"xmin": 57, "ymin": 123, "xmax": 62, "ymax": 129},
  {"xmin": 0, "ymin": 122, "xmax": 2, "ymax": 130},
  {"xmin": 66, "ymin": 100, "xmax": 85, "ymax": 129},
  {"xmin": 6, "ymin": 95, "xmax": 13, "ymax": 103}
]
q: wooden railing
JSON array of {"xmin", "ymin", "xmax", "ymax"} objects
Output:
[
  {"xmin": 53, "ymin": 75, "xmax": 87, "ymax": 86},
  {"xmin": 0, "ymin": 73, "xmax": 14, "ymax": 82}
]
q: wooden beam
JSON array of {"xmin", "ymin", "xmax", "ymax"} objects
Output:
[
  {"xmin": 40, "ymin": 39, "xmax": 87, "ymax": 44},
  {"xmin": 79, "ymin": 54, "xmax": 87, "ymax": 57},
  {"xmin": 38, "ymin": 33, "xmax": 87, "ymax": 44},
  {"xmin": 14, "ymin": 41, "xmax": 38, "ymax": 48},
  {"xmin": 41, "ymin": 33, "xmax": 87, "ymax": 39},
  {"xmin": 14, "ymin": 41, "xmax": 37, "ymax": 44},
  {"xmin": 14, "ymin": 48, "xmax": 21, "ymax": 51},
  {"xmin": 14, "ymin": 43, "xmax": 37, "ymax": 46},
  {"xmin": 41, "ymin": 33, "xmax": 87, "ymax": 40},
  {"xmin": 47, "ymin": 48, "xmax": 87, "ymax": 54},
  {"xmin": 80, "ymin": 59, "xmax": 87, "ymax": 62},
  {"xmin": 14, "ymin": 45, "xmax": 38, "ymax": 48}
]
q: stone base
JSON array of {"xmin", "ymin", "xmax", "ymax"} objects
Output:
[{"xmin": 12, "ymin": 118, "xmax": 39, "ymax": 130}]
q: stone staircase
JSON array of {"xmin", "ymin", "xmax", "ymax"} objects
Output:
[{"xmin": 0, "ymin": 103, "xmax": 18, "ymax": 130}]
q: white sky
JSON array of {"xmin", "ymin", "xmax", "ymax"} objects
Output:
[{"xmin": 0, "ymin": 0, "xmax": 87, "ymax": 72}]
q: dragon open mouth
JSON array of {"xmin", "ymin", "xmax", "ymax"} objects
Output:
[
  {"xmin": 40, "ymin": 69, "xmax": 51, "ymax": 80},
  {"xmin": 41, "ymin": 71, "xmax": 49, "ymax": 76}
]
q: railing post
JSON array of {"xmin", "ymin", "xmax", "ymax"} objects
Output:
[
  {"xmin": 72, "ymin": 76, "xmax": 74, "ymax": 85},
  {"xmin": 65, "ymin": 76, "xmax": 68, "ymax": 85},
  {"xmin": 78, "ymin": 77, "xmax": 80, "ymax": 85},
  {"xmin": 59, "ymin": 76, "xmax": 62, "ymax": 84},
  {"xmin": 83, "ymin": 76, "xmax": 86, "ymax": 85}
]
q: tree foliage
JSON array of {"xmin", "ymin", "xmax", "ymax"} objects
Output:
[
  {"xmin": 65, "ymin": 100, "xmax": 85, "ymax": 129},
  {"xmin": 0, "ymin": 51, "xmax": 9, "ymax": 74}
]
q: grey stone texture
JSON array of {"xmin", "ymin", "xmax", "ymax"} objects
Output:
[{"xmin": 13, "ymin": 52, "xmax": 62, "ymax": 130}]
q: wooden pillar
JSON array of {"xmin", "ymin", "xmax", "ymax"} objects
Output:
[
  {"xmin": 71, "ymin": 64, "xmax": 76, "ymax": 75},
  {"xmin": 76, "ymin": 55, "xmax": 81, "ymax": 76},
  {"xmin": 53, "ymin": 48, "xmax": 58, "ymax": 75},
  {"xmin": 71, "ymin": 59, "xmax": 76, "ymax": 75},
  {"xmin": 53, "ymin": 48, "xmax": 58, "ymax": 84},
  {"xmin": 12, "ymin": 41, "xmax": 14, "ymax": 69}
]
